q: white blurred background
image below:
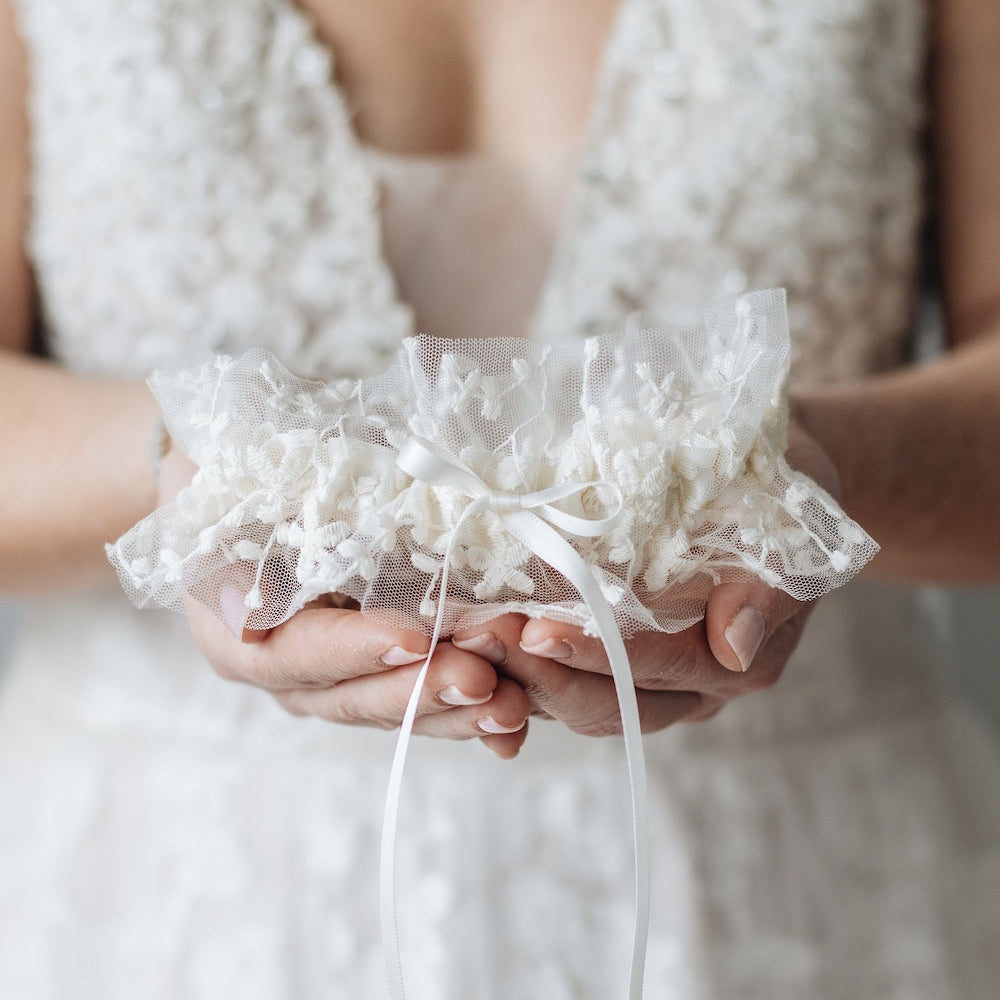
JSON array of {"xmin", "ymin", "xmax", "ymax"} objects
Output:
[{"xmin": 939, "ymin": 588, "xmax": 1000, "ymax": 739}]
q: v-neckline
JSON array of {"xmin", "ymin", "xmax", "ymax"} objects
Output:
[{"xmin": 273, "ymin": 0, "xmax": 637, "ymax": 342}]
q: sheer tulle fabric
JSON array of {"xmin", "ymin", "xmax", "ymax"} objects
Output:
[{"xmin": 108, "ymin": 290, "xmax": 877, "ymax": 636}]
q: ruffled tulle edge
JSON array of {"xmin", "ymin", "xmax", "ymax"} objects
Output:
[{"xmin": 108, "ymin": 291, "xmax": 879, "ymax": 636}]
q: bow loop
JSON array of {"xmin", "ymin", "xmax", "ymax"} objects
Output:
[{"xmin": 396, "ymin": 435, "xmax": 625, "ymax": 540}]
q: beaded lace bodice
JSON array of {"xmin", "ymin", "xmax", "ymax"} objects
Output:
[{"xmin": 17, "ymin": 0, "xmax": 926, "ymax": 387}]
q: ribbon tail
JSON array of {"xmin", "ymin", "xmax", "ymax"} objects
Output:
[
  {"xmin": 380, "ymin": 653, "xmax": 430, "ymax": 1000},
  {"xmin": 503, "ymin": 510, "xmax": 650, "ymax": 1000},
  {"xmin": 380, "ymin": 503, "xmax": 484, "ymax": 1000}
]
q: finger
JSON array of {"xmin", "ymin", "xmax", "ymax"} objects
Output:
[
  {"xmin": 189, "ymin": 600, "xmax": 447, "ymax": 692},
  {"xmin": 517, "ymin": 615, "xmax": 725, "ymax": 692},
  {"xmin": 451, "ymin": 613, "xmax": 528, "ymax": 665},
  {"xmin": 517, "ymin": 588, "xmax": 809, "ymax": 695},
  {"xmin": 500, "ymin": 642, "xmax": 705, "ymax": 736},
  {"xmin": 275, "ymin": 661, "xmax": 529, "ymax": 738},
  {"xmin": 704, "ymin": 581, "xmax": 811, "ymax": 675},
  {"xmin": 412, "ymin": 676, "xmax": 531, "ymax": 739},
  {"xmin": 478, "ymin": 726, "xmax": 530, "ymax": 760},
  {"xmin": 517, "ymin": 582, "xmax": 810, "ymax": 679},
  {"xmin": 225, "ymin": 592, "xmax": 359, "ymax": 645},
  {"xmin": 452, "ymin": 615, "xmax": 716, "ymax": 696},
  {"xmin": 456, "ymin": 616, "xmax": 719, "ymax": 734}
]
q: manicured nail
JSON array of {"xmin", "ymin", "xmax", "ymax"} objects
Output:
[
  {"xmin": 724, "ymin": 606, "xmax": 766, "ymax": 672},
  {"xmin": 477, "ymin": 715, "xmax": 526, "ymax": 735},
  {"xmin": 452, "ymin": 633, "xmax": 506, "ymax": 664},
  {"xmin": 438, "ymin": 685, "xmax": 491, "ymax": 707},
  {"xmin": 519, "ymin": 637, "xmax": 573, "ymax": 659},
  {"xmin": 380, "ymin": 646, "xmax": 428, "ymax": 666}
]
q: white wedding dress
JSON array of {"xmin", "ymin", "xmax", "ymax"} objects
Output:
[{"xmin": 3, "ymin": 1, "xmax": 1000, "ymax": 998}]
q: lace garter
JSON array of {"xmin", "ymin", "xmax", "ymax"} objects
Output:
[{"xmin": 108, "ymin": 289, "xmax": 876, "ymax": 638}]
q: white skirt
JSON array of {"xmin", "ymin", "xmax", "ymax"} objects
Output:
[{"xmin": 0, "ymin": 580, "xmax": 998, "ymax": 1000}]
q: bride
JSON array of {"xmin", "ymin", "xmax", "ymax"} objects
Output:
[{"xmin": 1, "ymin": 0, "xmax": 998, "ymax": 997}]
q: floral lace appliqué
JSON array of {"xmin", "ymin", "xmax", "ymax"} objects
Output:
[{"xmin": 108, "ymin": 291, "xmax": 877, "ymax": 638}]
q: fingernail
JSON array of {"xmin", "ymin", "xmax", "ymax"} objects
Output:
[
  {"xmin": 438, "ymin": 685, "xmax": 491, "ymax": 707},
  {"xmin": 724, "ymin": 606, "xmax": 766, "ymax": 672},
  {"xmin": 380, "ymin": 646, "xmax": 428, "ymax": 666},
  {"xmin": 477, "ymin": 715, "xmax": 526, "ymax": 735},
  {"xmin": 519, "ymin": 637, "xmax": 573, "ymax": 659},
  {"xmin": 219, "ymin": 585, "xmax": 250, "ymax": 637},
  {"xmin": 452, "ymin": 632, "xmax": 506, "ymax": 664}
]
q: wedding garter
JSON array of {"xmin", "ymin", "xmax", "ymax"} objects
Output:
[{"xmin": 108, "ymin": 288, "xmax": 878, "ymax": 998}]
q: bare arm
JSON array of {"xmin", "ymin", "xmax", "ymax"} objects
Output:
[
  {"xmin": 0, "ymin": 0, "xmax": 161, "ymax": 592},
  {"xmin": 0, "ymin": 1, "xmax": 530, "ymax": 755},
  {"xmin": 792, "ymin": 0, "xmax": 1000, "ymax": 584},
  {"xmin": 0, "ymin": 356, "xmax": 162, "ymax": 592}
]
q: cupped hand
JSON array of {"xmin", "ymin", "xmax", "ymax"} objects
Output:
[
  {"xmin": 452, "ymin": 420, "xmax": 839, "ymax": 737},
  {"xmin": 452, "ymin": 580, "xmax": 811, "ymax": 738},
  {"xmin": 158, "ymin": 440, "xmax": 530, "ymax": 759},
  {"xmin": 186, "ymin": 598, "xmax": 531, "ymax": 758}
]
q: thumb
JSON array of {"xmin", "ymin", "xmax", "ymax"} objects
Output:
[{"xmin": 705, "ymin": 580, "xmax": 806, "ymax": 673}]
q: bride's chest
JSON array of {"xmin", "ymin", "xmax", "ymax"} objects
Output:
[
  {"xmin": 289, "ymin": 0, "xmax": 620, "ymax": 160},
  {"xmin": 17, "ymin": 0, "xmax": 927, "ymax": 386}
]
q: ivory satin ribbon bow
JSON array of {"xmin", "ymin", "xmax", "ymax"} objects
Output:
[{"xmin": 381, "ymin": 436, "xmax": 651, "ymax": 1000}]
